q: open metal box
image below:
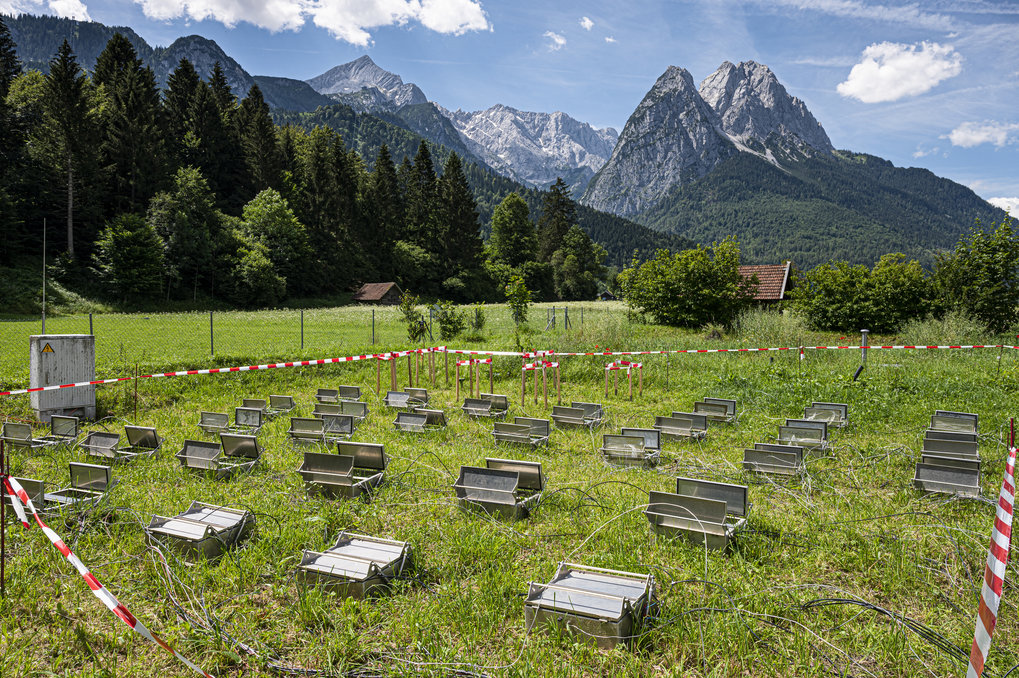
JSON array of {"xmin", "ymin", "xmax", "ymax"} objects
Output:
[
  {"xmin": 393, "ymin": 411, "xmax": 432, "ymax": 432},
  {"xmin": 267, "ymin": 395, "xmax": 296, "ymax": 416},
  {"xmin": 493, "ymin": 417, "xmax": 550, "ymax": 447},
  {"xmin": 743, "ymin": 442, "xmax": 805, "ymax": 476},
  {"xmin": 524, "ymin": 562, "xmax": 655, "ymax": 649},
  {"xmin": 339, "ymin": 401, "xmax": 368, "ymax": 425},
  {"xmin": 34, "ymin": 415, "xmax": 81, "ymax": 449},
  {"xmin": 321, "ymin": 414, "xmax": 354, "ymax": 439},
  {"xmin": 316, "ymin": 386, "xmax": 362, "ymax": 403},
  {"xmin": 45, "ymin": 462, "xmax": 117, "ymax": 509},
  {"xmin": 233, "ymin": 407, "xmax": 264, "ymax": 434},
  {"xmin": 693, "ymin": 398, "xmax": 737, "ymax": 424},
  {"xmin": 296, "ymin": 532, "xmax": 411, "ymax": 598},
  {"xmin": 600, "ymin": 434, "xmax": 659, "ymax": 468},
  {"xmin": 930, "ymin": 410, "xmax": 978, "ymax": 434},
  {"xmin": 777, "ymin": 421, "xmax": 828, "ymax": 450},
  {"xmin": 803, "ymin": 402, "xmax": 848, "ymax": 428},
  {"xmin": 453, "ymin": 458, "xmax": 544, "ymax": 519},
  {"xmin": 146, "ymin": 501, "xmax": 255, "ymax": 560},
  {"xmin": 122, "ymin": 425, "xmax": 161, "ymax": 460},
  {"xmin": 653, "ymin": 413, "xmax": 708, "ymax": 441},
  {"xmin": 80, "ymin": 431, "xmax": 122, "ymax": 461},
  {"xmin": 551, "ymin": 401, "xmax": 604, "ymax": 429},
  {"xmin": 220, "ymin": 432, "xmax": 262, "ymax": 459},
  {"xmin": 313, "ymin": 403, "xmax": 341, "ymax": 417},
  {"xmin": 299, "ymin": 442, "xmax": 387, "ymax": 499},
  {"xmin": 913, "ymin": 458, "xmax": 981, "ymax": 497},
  {"xmin": 176, "ymin": 439, "xmax": 257, "ymax": 480},
  {"xmin": 3, "ymin": 477, "xmax": 46, "ymax": 511},
  {"xmin": 199, "ymin": 411, "xmax": 230, "ymax": 436},
  {"xmin": 1, "ymin": 422, "xmax": 45, "ymax": 452},
  {"xmin": 463, "ymin": 393, "xmax": 509, "ymax": 419},
  {"xmin": 645, "ymin": 477, "xmax": 749, "ymax": 550},
  {"xmin": 620, "ymin": 428, "xmax": 661, "ymax": 453},
  {"xmin": 242, "ymin": 398, "xmax": 268, "ymax": 415}
]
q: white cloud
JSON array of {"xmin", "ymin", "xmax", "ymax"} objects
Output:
[
  {"xmin": 130, "ymin": 0, "xmax": 490, "ymax": 46},
  {"xmin": 837, "ymin": 41, "xmax": 962, "ymax": 103},
  {"xmin": 946, "ymin": 120, "xmax": 1019, "ymax": 147},
  {"xmin": 988, "ymin": 197, "xmax": 1019, "ymax": 213},
  {"xmin": 0, "ymin": 0, "xmax": 90, "ymax": 20},
  {"xmin": 579, "ymin": 16, "xmax": 593, "ymax": 30},
  {"xmin": 543, "ymin": 30, "xmax": 566, "ymax": 51},
  {"xmin": 912, "ymin": 145, "xmax": 940, "ymax": 158},
  {"xmin": 604, "ymin": 36, "xmax": 616, "ymax": 43}
]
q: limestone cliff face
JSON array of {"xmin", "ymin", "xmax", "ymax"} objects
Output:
[
  {"xmin": 440, "ymin": 104, "xmax": 618, "ymax": 191},
  {"xmin": 582, "ymin": 66, "xmax": 736, "ymax": 217},
  {"xmin": 306, "ymin": 55, "xmax": 427, "ymax": 110},
  {"xmin": 699, "ymin": 60, "xmax": 832, "ymax": 157}
]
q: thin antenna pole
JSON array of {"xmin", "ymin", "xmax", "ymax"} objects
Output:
[
  {"xmin": 1, "ymin": 439, "xmax": 6, "ymax": 596},
  {"xmin": 42, "ymin": 218, "xmax": 46, "ymax": 334}
]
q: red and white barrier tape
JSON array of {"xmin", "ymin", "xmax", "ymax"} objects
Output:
[
  {"xmin": 606, "ymin": 360, "xmax": 642, "ymax": 371},
  {"xmin": 456, "ymin": 358, "xmax": 492, "ymax": 366},
  {"xmin": 2, "ymin": 476, "xmax": 214, "ymax": 677},
  {"xmin": 4, "ymin": 344, "xmax": 1017, "ymax": 398},
  {"xmin": 522, "ymin": 361, "xmax": 558, "ymax": 370},
  {"xmin": 966, "ymin": 445, "xmax": 1016, "ymax": 678}
]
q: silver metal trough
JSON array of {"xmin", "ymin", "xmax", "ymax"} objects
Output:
[
  {"xmin": 524, "ymin": 562, "xmax": 655, "ymax": 649},
  {"xmin": 34, "ymin": 415, "xmax": 81, "ymax": 448},
  {"xmin": 600, "ymin": 434, "xmax": 659, "ymax": 468},
  {"xmin": 620, "ymin": 428, "xmax": 661, "ymax": 453},
  {"xmin": 913, "ymin": 459, "xmax": 981, "ymax": 497},
  {"xmin": 492, "ymin": 418, "xmax": 550, "ymax": 447},
  {"xmin": 299, "ymin": 441, "xmax": 387, "ymax": 499},
  {"xmin": 803, "ymin": 402, "xmax": 848, "ymax": 428},
  {"xmin": 122, "ymin": 426, "xmax": 161, "ymax": 460},
  {"xmin": 776, "ymin": 422, "xmax": 828, "ymax": 450},
  {"xmin": 176, "ymin": 439, "xmax": 257, "ymax": 480},
  {"xmin": 44, "ymin": 462, "xmax": 117, "ymax": 509},
  {"xmin": 931, "ymin": 410, "xmax": 978, "ymax": 434},
  {"xmin": 267, "ymin": 395, "xmax": 296, "ymax": 417},
  {"xmin": 693, "ymin": 398, "xmax": 737, "ymax": 423},
  {"xmin": 146, "ymin": 501, "xmax": 255, "ymax": 560},
  {"xmin": 463, "ymin": 393, "xmax": 509, "ymax": 419},
  {"xmin": 743, "ymin": 442, "xmax": 806, "ymax": 476},
  {"xmin": 453, "ymin": 458, "xmax": 544, "ymax": 519},
  {"xmin": 296, "ymin": 532, "xmax": 411, "ymax": 598},
  {"xmin": 645, "ymin": 477, "xmax": 749, "ymax": 550},
  {"xmin": 653, "ymin": 413, "xmax": 708, "ymax": 441},
  {"xmin": 233, "ymin": 406, "xmax": 264, "ymax": 434},
  {"xmin": 199, "ymin": 411, "xmax": 230, "ymax": 436},
  {"xmin": 1, "ymin": 422, "xmax": 44, "ymax": 452}
]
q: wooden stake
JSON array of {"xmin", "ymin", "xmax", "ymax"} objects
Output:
[
  {"xmin": 456, "ymin": 363, "xmax": 460, "ymax": 401},
  {"xmin": 638, "ymin": 366, "xmax": 643, "ymax": 397},
  {"xmin": 604, "ymin": 368, "xmax": 609, "ymax": 397},
  {"xmin": 521, "ymin": 367, "xmax": 526, "ymax": 403},
  {"xmin": 376, "ymin": 359, "xmax": 381, "ymax": 395},
  {"xmin": 407, "ymin": 354, "xmax": 413, "ymax": 388},
  {"xmin": 390, "ymin": 360, "xmax": 397, "ymax": 391},
  {"xmin": 444, "ymin": 350, "xmax": 449, "ymax": 388},
  {"xmin": 555, "ymin": 366, "xmax": 561, "ymax": 404},
  {"xmin": 542, "ymin": 367, "xmax": 548, "ymax": 408},
  {"xmin": 488, "ymin": 363, "xmax": 493, "ymax": 395},
  {"xmin": 469, "ymin": 360, "xmax": 475, "ymax": 397}
]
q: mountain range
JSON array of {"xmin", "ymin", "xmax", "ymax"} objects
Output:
[{"xmin": 4, "ymin": 13, "xmax": 1006, "ymax": 268}]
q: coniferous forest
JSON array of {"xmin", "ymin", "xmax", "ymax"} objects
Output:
[{"xmin": 0, "ymin": 19, "xmax": 691, "ymax": 309}]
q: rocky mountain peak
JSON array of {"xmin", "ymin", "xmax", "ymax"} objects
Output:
[
  {"xmin": 155, "ymin": 34, "xmax": 253, "ymax": 96},
  {"xmin": 699, "ymin": 60, "xmax": 832, "ymax": 155},
  {"xmin": 306, "ymin": 56, "xmax": 426, "ymax": 108},
  {"xmin": 581, "ymin": 65, "xmax": 735, "ymax": 216}
]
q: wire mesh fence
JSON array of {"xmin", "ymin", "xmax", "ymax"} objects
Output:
[{"xmin": 0, "ymin": 302, "xmax": 625, "ymax": 382}]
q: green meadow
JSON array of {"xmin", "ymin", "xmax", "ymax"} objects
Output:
[{"xmin": 1, "ymin": 305, "xmax": 1017, "ymax": 677}]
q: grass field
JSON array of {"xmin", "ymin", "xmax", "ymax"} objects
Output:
[{"xmin": 1, "ymin": 306, "xmax": 1018, "ymax": 677}]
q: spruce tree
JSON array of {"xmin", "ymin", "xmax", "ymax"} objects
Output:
[
  {"xmin": 0, "ymin": 17, "xmax": 22, "ymax": 264},
  {"xmin": 537, "ymin": 177, "xmax": 577, "ymax": 261},
  {"xmin": 404, "ymin": 140, "xmax": 438, "ymax": 248},
  {"xmin": 366, "ymin": 144, "xmax": 403, "ymax": 279},
  {"xmin": 237, "ymin": 84, "xmax": 282, "ymax": 194},
  {"xmin": 94, "ymin": 34, "xmax": 165, "ymax": 215},
  {"xmin": 164, "ymin": 59, "xmax": 200, "ymax": 166},
  {"xmin": 43, "ymin": 40, "xmax": 99, "ymax": 258},
  {"xmin": 437, "ymin": 152, "xmax": 483, "ymax": 296},
  {"xmin": 489, "ymin": 192, "xmax": 536, "ymax": 268}
]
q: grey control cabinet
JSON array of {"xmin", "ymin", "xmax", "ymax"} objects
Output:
[{"xmin": 29, "ymin": 334, "xmax": 96, "ymax": 422}]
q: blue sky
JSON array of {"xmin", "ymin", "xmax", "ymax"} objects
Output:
[{"xmin": 5, "ymin": 0, "xmax": 1019, "ymax": 208}]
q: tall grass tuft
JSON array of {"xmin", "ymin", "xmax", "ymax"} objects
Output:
[
  {"xmin": 732, "ymin": 308, "xmax": 809, "ymax": 346},
  {"xmin": 897, "ymin": 310, "xmax": 991, "ymax": 345}
]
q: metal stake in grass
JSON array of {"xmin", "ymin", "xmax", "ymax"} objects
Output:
[{"xmin": 1, "ymin": 438, "xmax": 6, "ymax": 596}]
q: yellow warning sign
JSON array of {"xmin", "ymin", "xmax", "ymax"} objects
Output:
[{"xmin": 41, "ymin": 343, "xmax": 54, "ymax": 353}]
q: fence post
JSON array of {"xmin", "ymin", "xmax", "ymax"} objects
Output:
[
  {"xmin": 860, "ymin": 329, "xmax": 869, "ymax": 364},
  {"xmin": 89, "ymin": 312, "xmax": 93, "ymax": 336},
  {"xmin": 1, "ymin": 439, "xmax": 6, "ymax": 595},
  {"xmin": 300, "ymin": 309, "xmax": 304, "ymax": 350},
  {"xmin": 372, "ymin": 310, "xmax": 375, "ymax": 345},
  {"xmin": 210, "ymin": 311, "xmax": 214, "ymax": 356}
]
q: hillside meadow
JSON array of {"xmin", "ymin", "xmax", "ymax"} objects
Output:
[{"xmin": 1, "ymin": 305, "xmax": 1017, "ymax": 677}]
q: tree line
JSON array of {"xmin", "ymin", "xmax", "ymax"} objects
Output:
[{"xmin": 0, "ymin": 20, "xmax": 606, "ymax": 308}]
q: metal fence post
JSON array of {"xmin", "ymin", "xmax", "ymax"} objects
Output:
[
  {"xmin": 860, "ymin": 329, "xmax": 869, "ymax": 364},
  {"xmin": 300, "ymin": 309, "xmax": 304, "ymax": 350},
  {"xmin": 372, "ymin": 309, "xmax": 375, "ymax": 345},
  {"xmin": 89, "ymin": 312, "xmax": 93, "ymax": 336},
  {"xmin": 210, "ymin": 311, "xmax": 214, "ymax": 356}
]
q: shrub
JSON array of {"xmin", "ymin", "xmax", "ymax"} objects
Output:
[
  {"xmin": 436, "ymin": 300, "xmax": 467, "ymax": 340},
  {"xmin": 933, "ymin": 217, "xmax": 1019, "ymax": 333},
  {"xmin": 791, "ymin": 254, "xmax": 933, "ymax": 333},
  {"xmin": 505, "ymin": 275, "xmax": 531, "ymax": 325},
  {"xmin": 470, "ymin": 303, "xmax": 486, "ymax": 333},
  {"xmin": 91, "ymin": 213, "xmax": 164, "ymax": 303},
  {"xmin": 617, "ymin": 238, "xmax": 756, "ymax": 328},
  {"xmin": 398, "ymin": 291, "xmax": 427, "ymax": 342}
]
